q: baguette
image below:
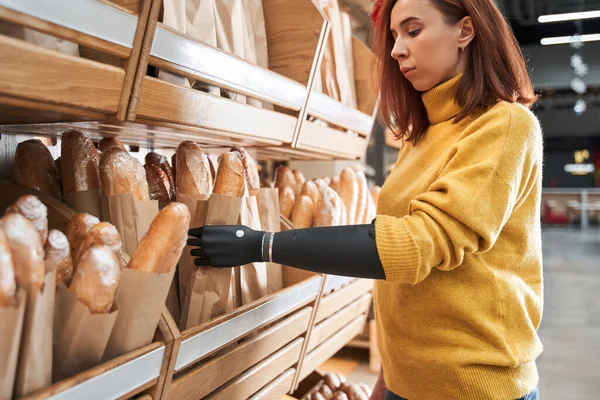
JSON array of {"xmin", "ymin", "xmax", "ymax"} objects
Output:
[
  {"xmin": 291, "ymin": 195, "xmax": 314, "ymax": 229},
  {"xmin": 323, "ymin": 177, "xmax": 332, "ymax": 185},
  {"xmin": 99, "ymin": 137, "xmax": 126, "ymax": 152},
  {"xmin": 14, "ymin": 139, "xmax": 61, "ymax": 199},
  {"xmin": 339, "ymin": 168, "xmax": 358, "ymax": 225},
  {"xmin": 128, "ymin": 202, "xmax": 190, "ymax": 273},
  {"xmin": 100, "ymin": 147, "xmax": 150, "ymax": 200},
  {"xmin": 208, "ymin": 156, "xmax": 216, "ymax": 183},
  {"xmin": 5, "ymin": 194, "xmax": 48, "ymax": 245},
  {"xmin": 70, "ymin": 245, "xmax": 121, "ymax": 313},
  {"xmin": 175, "ymin": 141, "xmax": 213, "ymax": 195},
  {"xmin": 144, "ymin": 164, "xmax": 171, "ymax": 202},
  {"xmin": 61, "ymin": 130, "xmax": 101, "ymax": 193},
  {"xmin": 145, "ymin": 152, "xmax": 175, "ymax": 200},
  {"xmin": 300, "ymin": 181, "xmax": 320, "ymax": 207},
  {"xmin": 233, "ymin": 147, "xmax": 260, "ymax": 195},
  {"xmin": 279, "ymin": 186, "xmax": 296, "ymax": 219},
  {"xmin": 314, "ymin": 178, "xmax": 329, "ymax": 192},
  {"xmin": 66, "ymin": 213, "xmax": 100, "ymax": 261},
  {"xmin": 292, "ymin": 170, "xmax": 306, "ymax": 197},
  {"xmin": 363, "ymin": 190, "xmax": 377, "ymax": 224},
  {"xmin": 354, "ymin": 170, "xmax": 368, "ymax": 225},
  {"xmin": 330, "ymin": 176, "xmax": 340, "ymax": 193},
  {"xmin": 274, "ymin": 166, "xmax": 296, "ymax": 192},
  {"xmin": 0, "ymin": 228, "xmax": 17, "ymax": 307},
  {"xmin": 73, "ymin": 222, "xmax": 122, "ymax": 270},
  {"xmin": 45, "ymin": 229, "xmax": 72, "ymax": 284},
  {"xmin": 370, "ymin": 185, "xmax": 381, "ymax": 206},
  {"xmin": 0, "ymin": 213, "xmax": 45, "ymax": 290},
  {"xmin": 314, "ymin": 186, "xmax": 343, "ymax": 227},
  {"xmin": 213, "ymin": 152, "xmax": 246, "ymax": 197}
]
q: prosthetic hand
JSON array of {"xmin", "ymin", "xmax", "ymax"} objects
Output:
[{"xmin": 188, "ymin": 223, "xmax": 386, "ymax": 280}]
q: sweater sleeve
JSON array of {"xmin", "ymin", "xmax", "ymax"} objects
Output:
[{"xmin": 375, "ymin": 103, "xmax": 541, "ymax": 284}]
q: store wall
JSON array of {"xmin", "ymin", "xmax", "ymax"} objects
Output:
[{"xmin": 543, "ymin": 149, "xmax": 597, "ymax": 188}]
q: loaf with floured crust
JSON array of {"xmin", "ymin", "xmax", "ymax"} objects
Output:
[
  {"xmin": 233, "ymin": 147, "xmax": 260, "ymax": 195},
  {"xmin": 0, "ymin": 227, "xmax": 17, "ymax": 307},
  {"xmin": 370, "ymin": 185, "xmax": 381, "ymax": 206},
  {"xmin": 128, "ymin": 202, "xmax": 190, "ymax": 273},
  {"xmin": 0, "ymin": 213, "xmax": 45, "ymax": 290},
  {"xmin": 73, "ymin": 222, "xmax": 122, "ymax": 271},
  {"xmin": 354, "ymin": 170, "xmax": 368, "ymax": 225},
  {"xmin": 100, "ymin": 147, "xmax": 150, "ymax": 201},
  {"xmin": 314, "ymin": 186, "xmax": 343, "ymax": 227},
  {"xmin": 66, "ymin": 213, "xmax": 100, "ymax": 263},
  {"xmin": 291, "ymin": 195, "xmax": 314, "ymax": 229},
  {"xmin": 213, "ymin": 152, "xmax": 246, "ymax": 197},
  {"xmin": 99, "ymin": 137, "xmax": 126, "ymax": 152},
  {"xmin": 45, "ymin": 229, "xmax": 72, "ymax": 284},
  {"xmin": 144, "ymin": 164, "xmax": 171, "ymax": 202},
  {"xmin": 279, "ymin": 186, "xmax": 296, "ymax": 219},
  {"xmin": 339, "ymin": 168, "xmax": 358, "ymax": 225},
  {"xmin": 14, "ymin": 139, "xmax": 61, "ymax": 199},
  {"xmin": 274, "ymin": 166, "xmax": 296, "ymax": 192},
  {"xmin": 175, "ymin": 141, "xmax": 213, "ymax": 196},
  {"xmin": 70, "ymin": 245, "xmax": 121, "ymax": 313},
  {"xmin": 330, "ymin": 176, "xmax": 340, "ymax": 193},
  {"xmin": 5, "ymin": 194, "xmax": 48, "ymax": 244},
  {"xmin": 292, "ymin": 170, "xmax": 306, "ymax": 197},
  {"xmin": 301, "ymin": 181, "xmax": 320, "ymax": 207},
  {"xmin": 61, "ymin": 130, "xmax": 101, "ymax": 193}
]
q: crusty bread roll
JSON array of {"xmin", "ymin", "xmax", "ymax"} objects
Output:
[
  {"xmin": 291, "ymin": 195, "xmax": 314, "ymax": 229},
  {"xmin": 0, "ymin": 213, "xmax": 45, "ymax": 290},
  {"xmin": 301, "ymin": 181, "xmax": 320, "ymax": 207},
  {"xmin": 233, "ymin": 147, "xmax": 260, "ymax": 195},
  {"xmin": 45, "ymin": 230, "xmax": 72, "ymax": 284},
  {"xmin": 100, "ymin": 147, "xmax": 150, "ymax": 201},
  {"xmin": 73, "ymin": 222, "xmax": 122, "ymax": 270},
  {"xmin": 66, "ymin": 213, "xmax": 100, "ymax": 262},
  {"xmin": 213, "ymin": 152, "xmax": 246, "ymax": 197},
  {"xmin": 70, "ymin": 245, "xmax": 121, "ymax": 313},
  {"xmin": 292, "ymin": 170, "xmax": 306, "ymax": 197},
  {"xmin": 354, "ymin": 170, "xmax": 368, "ymax": 225},
  {"xmin": 144, "ymin": 164, "xmax": 171, "ymax": 202},
  {"xmin": 5, "ymin": 194, "xmax": 48, "ymax": 245},
  {"xmin": 128, "ymin": 202, "xmax": 190, "ymax": 273},
  {"xmin": 370, "ymin": 185, "xmax": 381, "ymax": 206},
  {"xmin": 314, "ymin": 186, "xmax": 343, "ymax": 227},
  {"xmin": 175, "ymin": 141, "xmax": 213, "ymax": 196},
  {"xmin": 0, "ymin": 228, "xmax": 17, "ymax": 307},
  {"xmin": 99, "ymin": 137, "xmax": 126, "ymax": 152},
  {"xmin": 274, "ymin": 166, "xmax": 296, "ymax": 192},
  {"xmin": 14, "ymin": 139, "xmax": 61, "ymax": 199},
  {"xmin": 279, "ymin": 186, "xmax": 296, "ymax": 219},
  {"xmin": 339, "ymin": 168, "xmax": 358, "ymax": 225},
  {"xmin": 330, "ymin": 176, "xmax": 340, "ymax": 193},
  {"xmin": 145, "ymin": 152, "xmax": 175, "ymax": 200},
  {"xmin": 61, "ymin": 130, "xmax": 101, "ymax": 193}
]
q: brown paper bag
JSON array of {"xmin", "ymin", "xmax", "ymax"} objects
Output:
[
  {"xmin": 14, "ymin": 271, "xmax": 56, "ymax": 397},
  {"xmin": 257, "ymin": 188, "xmax": 283, "ymax": 294},
  {"xmin": 63, "ymin": 189, "xmax": 102, "ymax": 218},
  {"xmin": 100, "ymin": 194, "xmax": 159, "ymax": 257},
  {"xmin": 238, "ymin": 196, "xmax": 268, "ymax": 304},
  {"xmin": 341, "ymin": 12, "xmax": 357, "ymax": 108},
  {"xmin": 241, "ymin": 0, "xmax": 266, "ymax": 108},
  {"xmin": 103, "ymin": 268, "xmax": 175, "ymax": 360},
  {"xmin": 0, "ymin": 290, "xmax": 26, "ymax": 400},
  {"xmin": 181, "ymin": 194, "xmax": 242, "ymax": 329},
  {"xmin": 53, "ymin": 284, "xmax": 119, "ymax": 382}
]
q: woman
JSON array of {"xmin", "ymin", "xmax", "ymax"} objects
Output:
[{"xmin": 187, "ymin": 0, "xmax": 543, "ymax": 398}]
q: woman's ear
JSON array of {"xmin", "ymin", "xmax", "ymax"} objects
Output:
[{"xmin": 458, "ymin": 16, "xmax": 476, "ymax": 48}]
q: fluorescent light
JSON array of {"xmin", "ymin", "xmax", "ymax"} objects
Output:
[
  {"xmin": 541, "ymin": 33, "xmax": 600, "ymax": 45},
  {"xmin": 539, "ymin": 10, "xmax": 600, "ymax": 23}
]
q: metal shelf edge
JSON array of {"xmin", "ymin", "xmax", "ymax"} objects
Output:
[{"xmin": 307, "ymin": 92, "xmax": 374, "ymax": 135}]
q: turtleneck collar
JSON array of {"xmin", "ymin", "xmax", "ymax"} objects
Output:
[{"xmin": 421, "ymin": 73, "xmax": 463, "ymax": 125}]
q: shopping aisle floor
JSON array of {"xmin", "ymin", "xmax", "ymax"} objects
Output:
[{"xmin": 313, "ymin": 228, "xmax": 600, "ymax": 399}]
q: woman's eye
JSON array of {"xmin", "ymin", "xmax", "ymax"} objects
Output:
[{"xmin": 408, "ymin": 29, "xmax": 420, "ymax": 37}]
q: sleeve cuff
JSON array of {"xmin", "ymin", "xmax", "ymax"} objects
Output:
[{"xmin": 375, "ymin": 215, "xmax": 422, "ymax": 284}]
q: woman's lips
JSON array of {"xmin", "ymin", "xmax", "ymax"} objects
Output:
[{"xmin": 401, "ymin": 66, "xmax": 416, "ymax": 77}]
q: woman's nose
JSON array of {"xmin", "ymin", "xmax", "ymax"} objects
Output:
[{"xmin": 391, "ymin": 37, "xmax": 408, "ymax": 60}]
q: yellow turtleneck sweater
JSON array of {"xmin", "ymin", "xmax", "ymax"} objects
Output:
[{"xmin": 374, "ymin": 74, "xmax": 544, "ymax": 400}]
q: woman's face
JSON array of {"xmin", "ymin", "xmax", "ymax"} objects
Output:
[{"xmin": 389, "ymin": 0, "xmax": 469, "ymax": 92}]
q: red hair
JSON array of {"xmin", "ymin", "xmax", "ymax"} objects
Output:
[{"xmin": 372, "ymin": 0, "xmax": 536, "ymax": 144}]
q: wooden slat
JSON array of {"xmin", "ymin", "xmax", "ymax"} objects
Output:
[
  {"xmin": 0, "ymin": 35, "xmax": 125, "ymax": 113},
  {"xmin": 0, "ymin": 95, "xmax": 106, "ymax": 120},
  {"xmin": 168, "ymin": 308, "xmax": 312, "ymax": 400},
  {"xmin": 205, "ymin": 338, "xmax": 304, "ymax": 400},
  {"xmin": 135, "ymin": 77, "xmax": 297, "ymax": 144},
  {"xmin": 151, "ymin": 308, "xmax": 182, "ymax": 400},
  {"xmin": 248, "ymin": 369, "xmax": 295, "ymax": 400},
  {"xmin": 308, "ymin": 293, "xmax": 372, "ymax": 352},
  {"xmin": 297, "ymin": 121, "xmax": 368, "ymax": 160},
  {"xmin": 315, "ymin": 279, "xmax": 373, "ymax": 323},
  {"xmin": 299, "ymin": 316, "xmax": 367, "ymax": 382}
]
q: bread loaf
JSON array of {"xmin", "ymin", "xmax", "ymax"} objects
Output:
[
  {"xmin": 291, "ymin": 195, "xmax": 314, "ymax": 229},
  {"xmin": 314, "ymin": 186, "xmax": 343, "ymax": 227},
  {"xmin": 233, "ymin": 147, "xmax": 260, "ymax": 195},
  {"xmin": 363, "ymin": 192, "xmax": 377, "ymax": 224},
  {"xmin": 292, "ymin": 170, "xmax": 306, "ymax": 197},
  {"xmin": 144, "ymin": 164, "xmax": 171, "ymax": 202},
  {"xmin": 128, "ymin": 202, "xmax": 190, "ymax": 273},
  {"xmin": 145, "ymin": 152, "xmax": 175, "ymax": 200},
  {"xmin": 301, "ymin": 181, "xmax": 320, "ymax": 207},
  {"xmin": 331, "ymin": 392, "xmax": 349, "ymax": 400},
  {"xmin": 0, "ymin": 228, "xmax": 17, "ymax": 307},
  {"xmin": 330, "ymin": 176, "xmax": 340, "ymax": 193},
  {"xmin": 339, "ymin": 168, "xmax": 358, "ymax": 225},
  {"xmin": 61, "ymin": 130, "xmax": 101, "ymax": 193},
  {"xmin": 66, "ymin": 213, "xmax": 100, "ymax": 262},
  {"xmin": 99, "ymin": 137, "xmax": 126, "ymax": 152},
  {"xmin": 357, "ymin": 383, "xmax": 372, "ymax": 398},
  {"xmin": 70, "ymin": 245, "xmax": 121, "ymax": 313},
  {"xmin": 274, "ymin": 166, "xmax": 296, "ymax": 192},
  {"xmin": 100, "ymin": 147, "xmax": 150, "ymax": 200},
  {"xmin": 73, "ymin": 222, "xmax": 122, "ymax": 270},
  {"xmin": 208, "ymin": 156, "xmax": 216, "ymax": 183},
  {"xmin": 279, "ymin": 186, "xmax": 296, "ymax": 219},
  {"xmin": 323, "ymin": 177, "xmax": 332, "ymax": 185},
  {"xmin": 14, "ymin": 139, "xmax": 61, "ymax": 199},
  {"xmin": 319, "ymin": 384, "xmax": 333, "ymax": 399},
  {"xmin": 314, "ymin": 178, "xmax": 329, "ymax": 192},
  {"xmin": 0, "ymin": 213, "xmax": 45, "ymax": 290},
  {"xmin": 323, "ymin": 372, "xmax": 341, "ymax": 392},
  {"xmin": 5, "ymin": 194, "xmax": 48, "ymax": 244},
  {"xmin": 213, "ymin": 152, "xmax": 246, "ymax": 197},
  {"xmin": 175, "ymin": 141, "xmax": 213, "ymax": 195},
  {"xmin": 354, "ymin": 170, "xmax": 368, "ymax": 225},
  {"xmin": 44, "ymin": 230, "xmax": 73, "ymax": 285}
]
